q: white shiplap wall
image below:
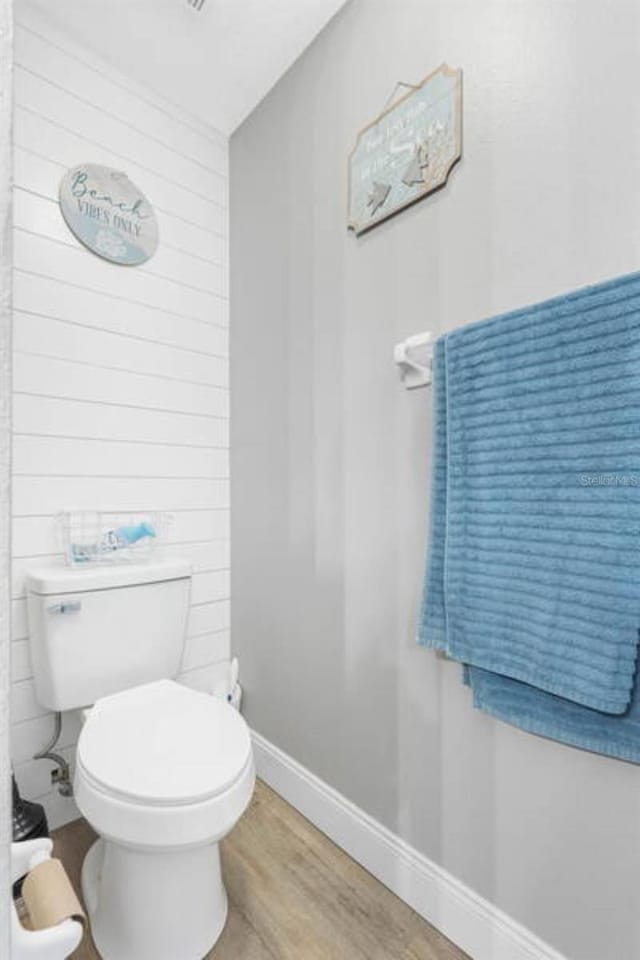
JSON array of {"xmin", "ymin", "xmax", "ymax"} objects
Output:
[{"xmin": 11, "ymin": 6, "xmax": 230, "ymax": 828}]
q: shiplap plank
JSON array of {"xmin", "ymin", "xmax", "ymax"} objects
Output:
[
  {"xmin": 188, "ymin": 600, "xmax": 231, "ymax": 638},
  {"xmin": 165, "ymin": 540, "xmax": 230, "ymax": 572},
  {"xmin": 191, "ymin": 570, "xmax": 231, "ymax": 606},
  {"xmin": 11, "ymin": 710, "xmax": 82, "ymax": 765},
  {"xmin": 181, "ymin": 630, "xmax": 230, "ymax": 673},
  {"xmin": 15, "ymin": 231, "xmax": 227, "ymax": 324},
  {"xmin": 12, "ymin": 599, "xmax": 28, "ymax": 641},
  {"xmin": 13, "ymin": 512, "xmax": 229, "ymax": 562},
  {"xmin": 13, "ymin": 476, "xmax": 229, "ymax": 520},
  {"xmin": 14, "ymin": 271, "xmax": 229, "ymax": 357},
  {"xmin": 11, "ymin": 639, "xmax": 32, "ymax": 682},
  {"xmin": 169, "ymin": 511, "xmax": 230, "ymax": 544},
  {"xmin": 14, "ymin": 310, "xmax": 228, "ymax": 387},
  {"xmin": 11, "ymin": 522, "xmax": 63, "ymax": 562},
  {"xmin": 11, "ymin": 715, "xmax": 55, "ymax": 765},
  {"xmin": 14, "ymin": 5, "xmax": 225, "ymax": 149},
  {"xmin": 13, "ymin": 119, "xmax": 226, "ymax": 238},
  {"xmin": 12, "ymin": 678, "xmax": 48, "ymax": 723},
  {"xmin": 14, "ymin": 188, "xmax": 226, "ymax": 293},
  {"xmin": 15, "ymin": 24, "xmax": 227, "ymax": 175},
  {"xmin": 14, "ymin": 68, "xmax": 227, "ymax": 207},
  {"xmin": 179, "ymin": 662, "xmax": 229, "ymax": 694},
  {"xmin": 13, "ymin": 435, "xmax": 229, "ymax": 479},
  {"xmin": 14, "ymin": 146, "xmax": 226, "ymax": 262},
  {"xmin": 13, "ymin": 394, "xmax": 229, "ymax": 449},
  {"xmin": 14, "ymin": 353, "xmax": 229, "ymax": 418}
]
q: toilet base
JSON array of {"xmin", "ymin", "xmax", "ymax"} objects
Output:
[{"xmin": 82, "ymin": 837, "xmax": 228, "ymax": 960}]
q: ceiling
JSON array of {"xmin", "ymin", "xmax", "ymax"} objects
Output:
[{"xmin": 26, "ymin": 0, "xmax": 350, "ymax": 134}]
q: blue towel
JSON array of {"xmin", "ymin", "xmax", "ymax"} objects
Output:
[
  {"xmin": 419, "ymin": 271, "xmax": 640, "ymax": 759},
  {"xmin": 468, "ymin": 665, "xmax": 640, "ymax": 764}
]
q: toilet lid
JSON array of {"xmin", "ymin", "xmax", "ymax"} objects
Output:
[{"xmin": 77, "ymin": 680, "xmax": 252, "ymax": 806}]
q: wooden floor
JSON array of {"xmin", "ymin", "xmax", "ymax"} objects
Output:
[{"xmin": 49, "ymin": 779, "xmax": 469, "ymax": 960}]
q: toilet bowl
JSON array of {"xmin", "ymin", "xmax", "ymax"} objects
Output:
[{"xmin": 74, "ymin": 679, "xmax": 255, "ymax": 960}]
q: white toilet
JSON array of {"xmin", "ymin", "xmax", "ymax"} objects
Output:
[{"xmin": 26, "ymin": 559, "xmax": 255, "ymax": 960}]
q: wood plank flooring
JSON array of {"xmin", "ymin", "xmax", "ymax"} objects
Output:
[{"xmin": 48, "ymin": 779, "xmax": 469, "ymax": 960}]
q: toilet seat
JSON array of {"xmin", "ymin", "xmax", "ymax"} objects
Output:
[
  {"xmin": 74, "ymin": 680, "xmax": 255, "ymax": 848},
  {"xmin": 78, "ymin": 679, "xmax": 251, "ymax": 805}
]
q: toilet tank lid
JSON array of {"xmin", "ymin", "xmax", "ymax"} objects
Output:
[{"xmin": 26, "ymin": 559, "xmax": 192, "ymax": 595}]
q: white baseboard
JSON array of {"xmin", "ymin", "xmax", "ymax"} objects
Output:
[{"xmin": 252, "ymin": 731, "xmax": 568, "ymax": 960}]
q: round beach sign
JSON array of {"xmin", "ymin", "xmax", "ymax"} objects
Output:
[{"xmin": 59, "ymin": 163, "xmax": 159, "ymax": 265}]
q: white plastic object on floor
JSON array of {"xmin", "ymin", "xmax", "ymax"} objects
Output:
[
  {"xmin": 211, "ymin": 657, "xmax": 242, "ymax": 710},
  {"xmin": 228, "ymin": 657, "xmax": 239, "ymax": 697},
  {"xmin": 10, "ymin": 839, "xmax": 84, "ymax": 960},
  {"xmin": 229, "ymin": 682, "xmax": 243, "ymax": 711}
]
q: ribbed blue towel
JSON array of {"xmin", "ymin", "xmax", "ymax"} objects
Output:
[
  {"xmin": 419, "ymin": 271, "xmax": 640, "ymax": 757},
  {"xmin": 468, "ymin": 665, "xmax": 640, "ymax": 764}
]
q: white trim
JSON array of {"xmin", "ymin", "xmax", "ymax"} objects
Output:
[{"xmin": 252, "ymin": 731, "xmax": 569, "ymax": 960}]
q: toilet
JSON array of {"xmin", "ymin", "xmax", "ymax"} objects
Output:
[{"xmin": 26, "ymin": 559, "xmax": 255, "ymax": 960}]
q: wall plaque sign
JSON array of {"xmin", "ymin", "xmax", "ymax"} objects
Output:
[
  {"xmin": 348, "ymin": 64, "xmax": 462, "ymax": 235},
  {"xmin": 59, "ymin": 164, "xmax": 159, "ymax": 265}
]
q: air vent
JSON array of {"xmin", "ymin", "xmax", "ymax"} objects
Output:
[{"xmin": 187, "ymin": 0, "xmax": 207, "ymax": 9}]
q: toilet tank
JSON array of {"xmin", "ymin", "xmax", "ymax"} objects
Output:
[{"xmin": 26, "ymin": 559, "xmax": 192, "ymax": 711}]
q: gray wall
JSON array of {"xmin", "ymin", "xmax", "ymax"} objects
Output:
[{"xmin": 230, "ymin": 2, "xmax": 640, "ymax": 957}]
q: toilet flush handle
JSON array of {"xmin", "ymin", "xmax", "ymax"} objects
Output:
[{"xmin": 47, "ymin": 601, "xmax": 82, "ymax": 615}]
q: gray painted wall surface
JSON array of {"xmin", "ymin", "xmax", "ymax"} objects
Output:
[{"xmin": 230, "ymin": 3, "xmax": 640, "ymax": 957}]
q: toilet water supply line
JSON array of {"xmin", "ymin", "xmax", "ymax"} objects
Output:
[{"xmin": 33, "ymin": 712, "xmax": 73, "ymax": 797}]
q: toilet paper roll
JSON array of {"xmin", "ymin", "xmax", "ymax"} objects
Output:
[{"xmin": 22, "ymin": 857, "xmax": 86, "ymax": 932}]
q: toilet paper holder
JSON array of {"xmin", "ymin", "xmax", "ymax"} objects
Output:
[{"xmin": 10, "ymin": 838, "xmax": 85, "ymax": 960}]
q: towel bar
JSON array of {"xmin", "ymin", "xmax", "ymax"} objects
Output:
[{"xmin": 394, "ymin": 331, "xmax": 433, "ymax": 388}]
